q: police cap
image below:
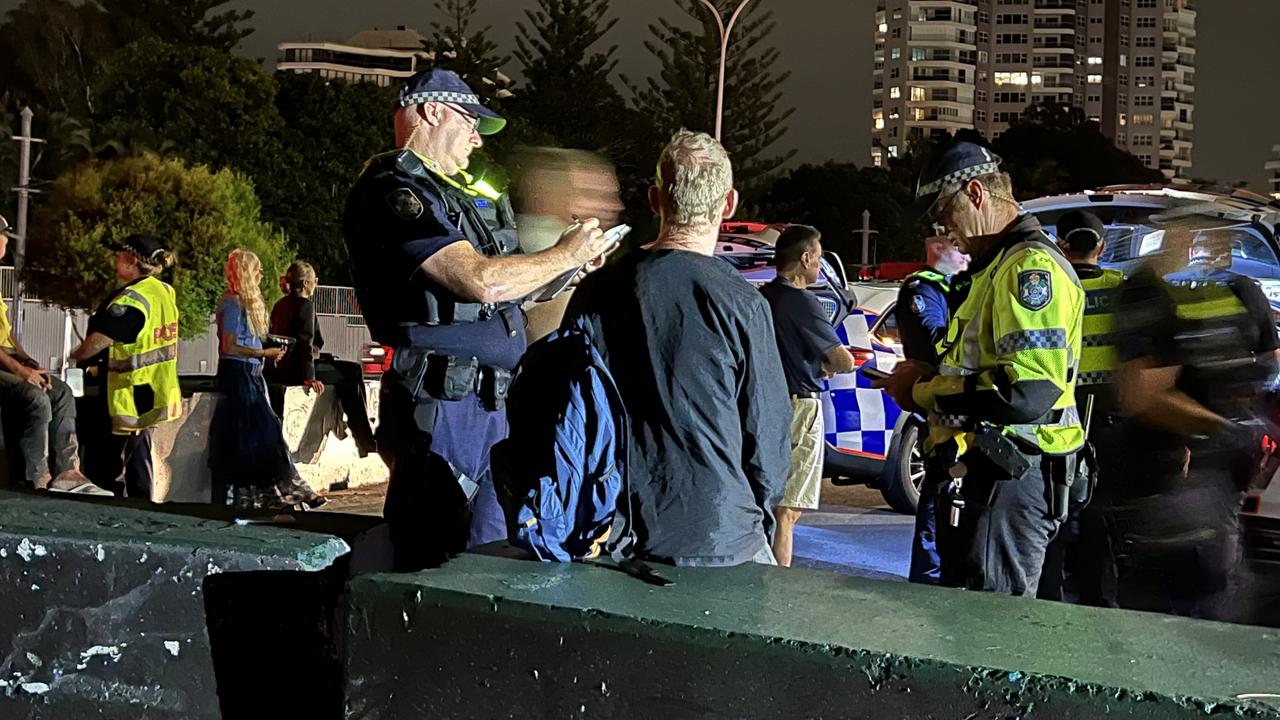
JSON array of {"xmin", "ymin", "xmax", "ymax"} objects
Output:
[
  {"xmin": 1056, "ymin": 209, "xmax": 1106, "ymax": 253},
  {"xmin": 913, "ymin": 142, "xmax": 1003, "ymax": 219},
  {"xmin": 398, "ymin": 68, "xmax": 506, "ymax": 136},
  {"xmin": 107, "ymin": 233, "xmax": 170, "ymax": 263}
]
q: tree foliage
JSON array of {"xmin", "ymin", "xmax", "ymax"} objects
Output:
[
  {"xmin": 272, "ymin": 73, "xmax": 396, "ymax": 283},
  {"xmin": 628, "ymin": 0, "xmax": 796, "ymax": 196},
  {"xmin": 993, "ymin": 104, "xmax": 1163, "ymax": 198},
  {"xmin": 27, "ymin": 154, "xmax": 290, "ymax": 338},
  {"xmin": 95, "ymin": 0, "xmax": 255, "ymax": 52},
  {"xmin": 760, "ymin": 162, "xmax": 918, "ymax": 265},
  {"xmin": 425, "ymin": 0, "xmax": 514, "ymax": 104},
  {"xmin": 510, "ymin": 0, "xmax": 625, "ymax": 153}
]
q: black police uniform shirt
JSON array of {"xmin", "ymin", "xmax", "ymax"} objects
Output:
[
  {"xmin": 1116, "ymin": 265, "xmax": 1279, "ymax": 488},
  {"xmin": 759, "ymin": 275, "xmax": 843, "ymax": 396},
  {"xmin": 342, "ymin": 152, "xmax": 526, "ymax": 371},
  {"xmin": 895, "ymin": 269, "xmax": 950, "ymax": 365},
  {"xmin": 82, "ymin": 281, "xmax": 148, "ymax": 390},
  {"xmin": 563, "ymin": 249, "xmax": 791, "ymax": 565}
]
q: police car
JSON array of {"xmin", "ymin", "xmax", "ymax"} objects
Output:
[
  {"xmin": 1024, "ymin": 185, "xmax": 1280, "ymax": 300},
  {"xmin": 716, "ymin": 223, "xmax": 922, "ymax": 513}
]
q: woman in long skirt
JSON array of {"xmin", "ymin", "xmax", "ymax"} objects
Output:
[{"xmin": 208, "ymin": 249, "xmax": 325, "ymax": 510}]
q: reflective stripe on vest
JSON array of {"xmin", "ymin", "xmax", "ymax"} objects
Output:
[{"xmin": 107, "ymin": 277, "xmax": 182, "ymax": 433}]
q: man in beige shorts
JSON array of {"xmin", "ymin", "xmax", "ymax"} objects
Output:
[{"xmin": 760, "ymin": 225, "xmax": 855, "ymax": 567}]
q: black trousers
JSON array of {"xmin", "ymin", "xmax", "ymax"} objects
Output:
[
  {"xmin": 267, "ymin": 359, "xmax": 376, "ymax": 453},
  {"xmin": 936, "ymin": 449, "xmax": 1063, "ymax": 597},
  {"xmin": 76, "ymin": 394, "xmax": 153, "ymax": 499}
]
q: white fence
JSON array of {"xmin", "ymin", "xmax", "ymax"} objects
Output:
[{"xmin": 2, "ymin": 270, "xmax": 372, "ymax": 376}]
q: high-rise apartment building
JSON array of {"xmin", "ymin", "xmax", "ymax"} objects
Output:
[
  {"xmin": 1266, "ymin": 145, "xmax": 1280, "ymax": 200},
  {"xmin": 871, "ymin": 0, "xmax": 1196, "ymax": 183}
]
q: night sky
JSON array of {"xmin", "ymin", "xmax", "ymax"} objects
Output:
[{"xmin": 5, "ymin": 0, "xmax": 1277, "ymax": 191}]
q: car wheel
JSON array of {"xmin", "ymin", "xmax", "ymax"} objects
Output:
[{"xmin": 880, "ymin": 421, "xmax": 925, "ymax": 515}]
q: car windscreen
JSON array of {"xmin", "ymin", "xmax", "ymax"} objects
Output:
[{"xmin": 1035, "ymin": 206, "xmax": 1278, "ymax": 269}]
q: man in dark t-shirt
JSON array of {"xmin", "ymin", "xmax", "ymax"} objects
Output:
[
  {"xmin": 563, "ymin": 130, "xmax": 791, "ymax": 567},
  {"xmin": 759, "ymin": 226, "xmax": 854, "ymax": 567}
]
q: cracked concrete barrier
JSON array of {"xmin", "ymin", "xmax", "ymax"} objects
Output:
[
  {"xmin": 346, "ymin": 554, "xmax": 1280, "ymax": 719},
  {"xmin": 0, "ymin": 490, "xmax": 350, "ymax": 719}
]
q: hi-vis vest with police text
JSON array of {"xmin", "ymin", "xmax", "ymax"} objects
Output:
[
  {"xmin": 914, "ymin": 221, "xmax": 1085, "ymax": 457},
  {"xmin": 1076, "ymin": 267, "xmax": 1125, "ymax": 387},
  {"xmin": 107, "ymin": 276, "xmax": 181, "ymax": 434}
]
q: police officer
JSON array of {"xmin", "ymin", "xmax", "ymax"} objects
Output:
[
  {"xmin": 1116, "ymin": 228, "xmax": 1277, "ymax": 618},
  {"xmin": 878, "ymin": 143, "xmax": 1085, "ymax": 597},
  {"xmin": 343, "ymin": 69, "xmax": 614, "ymax": 570},
  {"xmin": 897, "ymin": 234, "xmax": 969, "ymax": 585},
  {"xmin": 1039, "ymin": 210, "xmax": 1125, "ymax": 603},
  {"xmin": 69, "ymin": 233, "xmax": 182, "ymax": 498}
]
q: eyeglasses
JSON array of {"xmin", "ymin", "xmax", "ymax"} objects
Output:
[
  {"xmin": 445, "ymin": 103, "xmax": 480, "ymax": 133},
  {"xmin": 927, "ymin": 187, "xmax": 965, "ymax": 223}
]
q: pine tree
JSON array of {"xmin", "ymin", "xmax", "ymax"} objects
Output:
[
  {"xmin": 628, "ymin": 0, "xmax": 796, "ymax": 196},
  {"xmin": 508, "ymin": 0, "xmax": 628, "ymax": 153},
  {"xmin": 425, "ymin": 0, "xmax": 514, "ymax": 104}
]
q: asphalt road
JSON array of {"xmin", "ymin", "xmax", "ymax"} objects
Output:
[{"xmin": 321, "ymin": 479, "xmax": 915, "ymax": 581}]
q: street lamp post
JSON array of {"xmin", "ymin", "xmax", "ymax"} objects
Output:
[{"xmin": 697, "ymin": 0, "xmax": 757, "ymax": 141}]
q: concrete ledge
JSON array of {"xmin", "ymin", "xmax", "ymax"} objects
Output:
[
  {"xmin": 0, "ymin": 491, "xmax": 350, "ymax": 719},
  {"xmin": 153, "ymin": 385, "xmax": 386, "ymax": 504},
  {"xmin": 345, "ymin": 554, "xmax": 1280, "ymax": 719}
]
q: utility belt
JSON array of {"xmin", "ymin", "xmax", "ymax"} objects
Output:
[
  {"xmin": 943, "ymin": 424, "xmax": 1078, "ymax": 526},
  {"xmin": 422, "ymin": 292, "xmax": 520, "ymax": 330},
  {"xmin": 389, "ymin": 346, "xmax": 513, "ymax": 412}
]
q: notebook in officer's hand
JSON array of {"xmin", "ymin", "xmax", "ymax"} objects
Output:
[{"xmin": 529, "ymin": 224, "xmax": 630, "ymax": 303}]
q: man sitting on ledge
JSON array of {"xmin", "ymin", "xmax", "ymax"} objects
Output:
[{"xmin": 0, "ymin": 215, "xmax": 96, "ymax": 493}]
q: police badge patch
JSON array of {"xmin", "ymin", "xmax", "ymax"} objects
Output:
[
  {"xmin": 1017, "ymin": 270, "xmax": 1052, "ymax": 310},
  {"xmin": 912, "ymin": 294, "xmax": 928, "ymax": 316},
  {"xmin": 386, "ymin": 187, "xmax": 424, "ymax": 220}
]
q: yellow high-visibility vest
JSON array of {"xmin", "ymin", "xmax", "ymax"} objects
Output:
[
  {"xmin": 106, "ymin": 276, "xmax": 182, "ymax": 434},
  {"xmin": 915, "ymin": 221, "xmax": 1086, "ymax": 457}
]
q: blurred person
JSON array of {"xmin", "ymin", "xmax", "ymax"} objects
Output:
[
  {"xmin": 561, "ymin": 129, "xmax": 791, "ymax": 567},
  {"xmin": 68, "ymin": 233, "xmax": 181, "ymax": 498},
  {"xmin": 1038, "ymin": 210, "xmax": 1126, "ymax": 604},
  {"xmin": 897, "ymin": 232, "xmax": 969, "ymax": 585},
  {"xmin": 760, "ymin": 225, "xmax": 855, "ymax": 567},
  {"xmin": 265, "ymin": 260, "xmax": 377, "ymax": 457},
  {"xmin": 512, "ymin": 147, "xmax": 625, "ymax": 343},
  {"xmin": 208, "ymin": 249, "xmax": 325, "ymax": 510},
  {"xmin": 877, "ymin": 143, "xmax": 1085, "ymax": 597},
  {"xmin": 0, "ymin": 214, "xmax": 96, "ymax": 493},
  {"xmin": 1115, "ymin": 226, "xmax": 1277, "ymax": 618},
  {"xmin": 343, "ymin": 69, "xmax": 613, "ymax": 569}
]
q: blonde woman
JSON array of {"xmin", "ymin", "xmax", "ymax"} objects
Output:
[{"xmin": 208, "ymin": 249, "xmax": 325, "ymax": 510}]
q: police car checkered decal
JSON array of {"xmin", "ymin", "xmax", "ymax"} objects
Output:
[
  {"xmin": 996, "ymin": 328, "xmax": 1067, "ymax": 354},
  {"xmin": 821, "ymin": 308, "xmax": 901, "ymax": 460}
]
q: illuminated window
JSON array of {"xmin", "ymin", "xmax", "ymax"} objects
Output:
[
  {"xmin": 888, "ymin": 145, "xmax": 899, "ymax": 159},
  {"xmin": 890, "ymin": 87, "xmax": 901, "ymax": 98},
  {"xmin": 891, "ymin": 48, "xmax": 901, "ymax": 59},
  {"xmin": 878, "ymin": 22, "xmax": 888, "ymax": 33},
  {"xmin": 1132, "ymin": 113, "xmax": 1154, "ymax": 125},
  {"xmin": 994, "ymin": 71, "xmax": 1029, "ymax": 86},
  {"xmin": 911, "ymin": 87, "xmax": 926, "ymax": 101},
  {"xmin": 1087, "ymin": 74, "xmax": 1102, "ymax": 84},
  {"xmin": 1087, "ymin": 56, "xmax": 1103, "ymax": 65},
  {"xmin": 873, "ymin": 111, "xmax": 885, "ymax": 130}
]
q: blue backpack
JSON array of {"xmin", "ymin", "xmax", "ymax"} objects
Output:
[{"xmin": 496, "ymin": 317, "xmax": 633, "ymax": 562}]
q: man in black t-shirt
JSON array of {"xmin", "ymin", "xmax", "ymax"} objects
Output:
[
  {"xmin": 563, "ymin": 130, "xmax": 791, "ymax": 567},
  {"xmin": 759, "ymin": 226, "xmax": 855, "ymax": 567}
]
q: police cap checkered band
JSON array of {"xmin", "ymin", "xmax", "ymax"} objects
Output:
[
  {"xmin": 915, "ymin": 160, "xmax": 1001, "ymax": 198},
  {"xmin": 399, "ymin": 90, "xmax": 482, "ymax": 108}
]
